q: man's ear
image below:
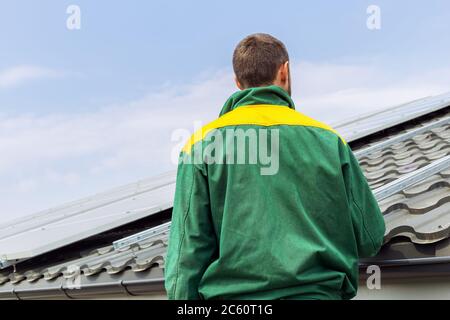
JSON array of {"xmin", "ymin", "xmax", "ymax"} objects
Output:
[
  {"xmin": 235, "ymin": 76, "xmax": 244, "ymax": 90},
  {"xmin": 274, "ymin": 61, "xmax": 291, "ymax": 95},
  {"xmin": 280, "ymin": 61, "xmax": 289, "ymax": 83}
]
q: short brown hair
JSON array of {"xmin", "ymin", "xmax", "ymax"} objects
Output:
[{"xmin": 233, "ymin": 33, "xmax": 289, "ymax": 89}]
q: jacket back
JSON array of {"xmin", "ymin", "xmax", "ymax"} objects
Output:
[{"xmin": 165, "ymin": 86, "xmax": 386, "ymax": 300}]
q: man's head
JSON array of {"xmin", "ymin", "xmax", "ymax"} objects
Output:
[{"xmin": 233, "ymin": 33, "xmax": 291, "ymax": 95}]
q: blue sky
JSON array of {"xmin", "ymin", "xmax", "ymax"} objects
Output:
[{"xmin": 1, "ymin": 0, "xmax": 450, "ymax": 222}]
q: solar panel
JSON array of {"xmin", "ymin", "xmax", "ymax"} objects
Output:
[
  {"xmin": 333, "ymin": 91, "xmax": 450, "ymax": 142},
  {"xmin": 0, "ymin": 172, "xmax": 176, "ymax": 268}
]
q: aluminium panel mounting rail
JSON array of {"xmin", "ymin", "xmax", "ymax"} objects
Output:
[
  {"xmin": 354, "ymin": 116, "xmax": 450, "ymax": 159},
  {"xmin": 373, "ymin": 155, "xmax": 450, "ymax": 201}
]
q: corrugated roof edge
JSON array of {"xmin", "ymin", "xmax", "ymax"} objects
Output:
[{"xmin": 0, "ymin": 267, "xmax": 166, "ymax": 300}]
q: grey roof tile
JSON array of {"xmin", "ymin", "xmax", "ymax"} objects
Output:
[
  {"xmin": 384, "ymin": 203, "xmax": 450, "ymax": 244},
  {"xmin": 359, "ymin": 118, "xmax": 450, "ymax": 190},
  {"xmin": 359, "ymin": 111, "xmax": 450, "ymax": 244},
  {"xmin": 0, "ymin": 234, "xmax": 168, "ymax": 288}
]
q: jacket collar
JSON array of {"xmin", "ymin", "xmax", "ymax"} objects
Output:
[{"xmin": 219, "ymin": 85, "xmax": 295, "ymax": 116}]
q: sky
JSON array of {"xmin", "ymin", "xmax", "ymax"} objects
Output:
[{"xmin": 1, "ymin": 0, "xmax": 450, "ymax": 222}]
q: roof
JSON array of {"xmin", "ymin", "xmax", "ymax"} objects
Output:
[{"xmin": 1, "ymin": 91, "xmax": 450, "ymax": 299}]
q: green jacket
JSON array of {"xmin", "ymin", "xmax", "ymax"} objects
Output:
[{"xmin": 165, "ymin": 86, "xmax": 385, "ymax": 300}]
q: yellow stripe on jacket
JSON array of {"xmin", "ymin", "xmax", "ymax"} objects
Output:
[{"xmin": 182, "ymin": 105, "xmax": 346, "ymax": 154}]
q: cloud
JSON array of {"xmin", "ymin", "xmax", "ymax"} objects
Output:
[
  {"xmin": 293, "ymin": 62, "xmax": 450, "ymax": 123},
  {"xmin": 1, "ymin": 62, "xmax": 450, "ymax": 220},
  {"xmin": 0, "ymin": 65, "xmax": 62, "ymax": 89}
]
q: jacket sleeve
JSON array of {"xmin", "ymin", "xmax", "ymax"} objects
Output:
[
  {"xmin": 164, "ymin": 154, "xmax": 217, "ymax": 300},
  {"xmin": 339, "ymin": 140, "xmax": 386, "ymax": 258}
]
